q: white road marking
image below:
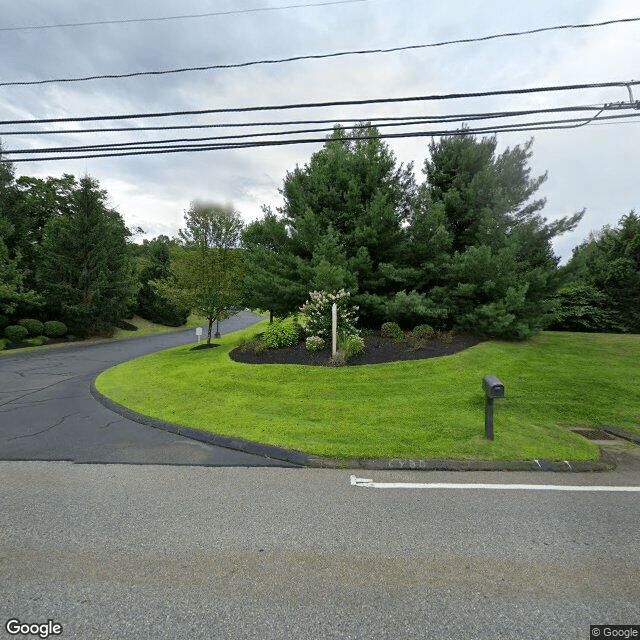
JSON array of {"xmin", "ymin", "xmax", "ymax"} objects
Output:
[{"xmin": 349, "ymin": 475, "xmax": 640, "ymax": 492}]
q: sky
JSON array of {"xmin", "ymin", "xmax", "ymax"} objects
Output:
[{"xmin": 1, "ymin": 0, "xmax": 638, "ymax": 263}]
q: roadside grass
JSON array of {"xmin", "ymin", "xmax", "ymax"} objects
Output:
[
  {"xmin": 111, "ymin": 314, "xmax": 207, "ymax": 340},
  {"xmin": 0, "ymin": 314, "xmax": 208, "ymax": 355},
  {"xmin": 95, "ymin": 325, "xmax": 640, "ymax": 461}
]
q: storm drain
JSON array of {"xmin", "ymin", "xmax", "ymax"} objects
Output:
[{"xmin": 571, "ymin": 429, "xmax": 617, "ymax": 441}]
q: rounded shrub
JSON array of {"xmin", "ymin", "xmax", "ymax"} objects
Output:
[
  {"xmin": 43, "ymin": 320, "xmax": 68, "ymax": 338},
  {"xmin": 5, "ymin": 325, "xmax": 29, "ymax": 343},
  {"xmin": 412, "ymin": 324, "xmax": 434, "ymax": 339},
  {"xmin": 263, "ymin": 318, "xmax": 300, "ymax": 349},
  {"xmin": 18, "ymin": 318, "xmax": 44, "ymax": 337},
  {"xmin": 305, "ymin": 335, "xmax": 325, "ymax": 352},
  {"xmin": 381, "ymin": 321, "xmax": 404, "ymax": 341}
]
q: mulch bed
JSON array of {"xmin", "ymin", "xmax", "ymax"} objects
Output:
[{"xmin": 229, "ymin": 332, "xmax": 484, "ymax": 366}]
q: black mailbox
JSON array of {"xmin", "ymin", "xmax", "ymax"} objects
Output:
[
  {"xmin": 482, "ymin": 375, "xmax": 505, "ymax": 399},
  {"xmin": 482, "ymin": 375, "xmax": 504, "ymax": 440}
]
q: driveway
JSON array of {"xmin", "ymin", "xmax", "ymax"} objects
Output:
[{"xmin": 0, "ymin": 312, "xmax": 295, "ymax": 466}]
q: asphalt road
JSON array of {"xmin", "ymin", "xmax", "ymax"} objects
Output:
[
  {"xmin": 1, "ymin": 463, "xmax": 639, "ymax": 640},
  {"xmin": 0, "ymin": 311, "xmax": 293, "ymax": 466}
]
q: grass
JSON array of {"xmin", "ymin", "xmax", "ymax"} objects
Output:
[
  {"xmin": 1, "ymin": 314, "xmax": 207, "ymax": 355},
  {"xmin": 95, "ymin": 325, "xmax": 640, "ymax": 462}
]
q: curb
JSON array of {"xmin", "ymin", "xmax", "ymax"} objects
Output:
[
  {"xmin": 90, "ymin": 382, "xmax": 614, "ymax": 473},
  {"xmin": 604, "ymin": 426, "xmax": 640, "ymax": 446}
]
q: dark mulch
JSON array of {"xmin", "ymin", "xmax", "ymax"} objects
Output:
[{"xmin": 229, "ymin": 332, "xmax": 484, "ymax": 366}]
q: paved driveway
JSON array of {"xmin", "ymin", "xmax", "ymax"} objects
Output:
[{"xmin": 0, "ymin": 312, "xmax": 295, "ymax": 466}]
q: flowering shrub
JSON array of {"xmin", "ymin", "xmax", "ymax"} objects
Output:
[
  {"xmin": 305, "ymin": 335, "xmax": 325, "ymax": 352},
  {"xmin": 300, "ymin": 290, "xmax": 359, "ymax": 342}
]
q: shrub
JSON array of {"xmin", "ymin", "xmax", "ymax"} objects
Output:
[
  {"xmin": 43, "ymin": 321, "xmax": 68, "ymax": 338},
  {"xmin": 263, "ymin": 318, "xmax": 300, "ymax": 349},
  {"xmin": 341, "ymin": 334, "xmax": 365, "ymax": 359},
  {"xmin": 0, "ymin": 315, "xmax": 8, "ymax": 332},
  {"xmin": 4, "ymin": 325, "xmax": 29, "ymax": 343},
  {"xmin": 300, "ymin": 290, "xmax": 359, "ymax": 343},
  {"xmin": 0, "ymin": 338, "xmax": 9, "ymax": 350},
  {"xmin": 25, "ymin": 336, "xmax": 49, "ymax": 347},
  {"xmin": 412, "ymin": 324, "xmax": 435, "ymax": 339},
  {"xmin": 305, "ymin": 335, "xmax": 325, "ymax": 352},
  {"xmin": 381, "ymin": 321, "xmax": 404, "ymax": 341},
  {"xmin": 407, "ymin": 324, "xmax": 435, "ymax": 350},
  {"xmin": 238, "ymin": 335, "xmax": 267, "ymax": 354},
  {"xmin": 18, "ymin": 318, "xmax": 44, "ymax": 337},
  {"xmin": 437, "ymin": 329, "xmax": 456, "ymax": 345}
]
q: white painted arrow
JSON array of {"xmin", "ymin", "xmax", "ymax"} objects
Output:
[{"xmin": 349, "ymin": 475, "xmax": 640, "ymax": 492}]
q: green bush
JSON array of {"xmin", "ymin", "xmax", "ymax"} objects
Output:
[
  {"xmin": 43, "ymin": 321, "xmax": 68, "ymax": 338},
  {"xmin": 18, "ymin": 318, "xmax": 44, "ymax": 337},
  {"xmin": 341, "ymin": 334, "xmax": 365, "ymax": 359},
  {"xmin": 263, "ymin": 318, "xmax": 299, "ymax": 349},
  {"xmin": 407, "ymin": 324, "xmax": 435, "ymax": 350},
  {"xmin": 5, "ymin": 325, "xmax": 29, "ymax": 343},
  {"xmin": 0, "ymin": 338, "xmax": 9, "ymax": 350},
  {"xmin": 300, "ymin": 290, "xmax": 359, "ymax": 342},
  {"xmin": 25, "ymin": 336, "xmax": 49, "ymax": 347},
  {"xmin": 238, "ymin": 335, "xmax": 267, "ymax": 354},
  {"xmin": 305, "ymin": 335, "xmax": 325, "ymax": 352},
  {"xmin": 0, "ymin": 315, "xmax": 8, "ymax": 332},
  {"xmin": 381, "ymin": 321, "xmax": 404, "ymax": 341},
  {"xmin": 412, "ymin": 324, "xmax": 435, "ymax": 339}
]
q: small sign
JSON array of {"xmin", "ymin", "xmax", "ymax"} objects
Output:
[{"xmin": 195, "ymin": 327, "xmax": 203, "ymax": 336}]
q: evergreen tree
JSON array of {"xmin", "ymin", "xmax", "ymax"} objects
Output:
[
  {"xmin": 38, "ymin": 175, "xmax": 136, "ymax": 336},
  {"xmin": 409, "ymin": 132, "xmax": 583, "ymax": 338},
  {"xmin": 278, "ymin": 123, "xmax": 416, "ymax": 325},
  {"xmin": 241, "ymin": 208, "xmax": 305, "ymax": 322}
]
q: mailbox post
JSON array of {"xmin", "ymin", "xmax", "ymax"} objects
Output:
[{"xmin": 482, "ymin": 375, "xmax": 505, "ymax": 440}]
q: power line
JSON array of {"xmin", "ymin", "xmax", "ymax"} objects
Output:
[
  {"xmin": 3, "ymin": 110, "xmax": 638, "ymax": 163},
  {"xmin": 2, "ymin": 16, "xmax": 638, "ymax": 87},
  {"xmin": 2, "ymin": 79, "xmax": 638, "ymax": 125},
  {"xmin": 0, "ymin": 0, "xmax": 368, "ymax": 32},
  {"xmin": 3, "ymin": 109, "xmax": 622, "ymax": 153},
  {"xmin": 0, "ymin": 104, "xmax": 606, "ymax": 136}
]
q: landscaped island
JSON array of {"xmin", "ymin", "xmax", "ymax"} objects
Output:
[{"xmin": 94, "ymin": 322, "xmax": 640, "ymax": 463}]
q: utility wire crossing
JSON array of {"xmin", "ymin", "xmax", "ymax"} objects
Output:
[{"xmin": 1, "ymin": 16, "xmax": 638, "ymax": 86}]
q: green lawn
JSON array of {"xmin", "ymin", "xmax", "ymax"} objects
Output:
[
  {"xmin": 1, "ymin": 314, "xmax": 207, "ymax": 355},
  {"xmin": 95, "ymin": 324, "xmax": 640, "ymax": 462}
]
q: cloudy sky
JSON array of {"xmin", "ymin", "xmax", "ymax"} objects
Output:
[{"xmin": 1, "ymin": 0, "xmax": 638, "ymax": 262}]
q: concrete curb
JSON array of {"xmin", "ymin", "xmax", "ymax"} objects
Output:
[
  {"xmin": 90, "ymin": 382, "xmax": 615, "ymax": 472},
  {"xmin": 604, "ymin": 426, "xmax": 640, "ymax": 446}
]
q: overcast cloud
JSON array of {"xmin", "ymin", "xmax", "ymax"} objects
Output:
[{"xmin": 1, "ymin": 0, "xmax": 638, "ymax": 262}]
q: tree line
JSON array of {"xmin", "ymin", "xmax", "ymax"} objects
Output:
[{"xmin": 1, "ymin": 126, "xmax": 638, "ymax": 343}]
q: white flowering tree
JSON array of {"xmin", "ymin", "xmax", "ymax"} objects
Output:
[{"xmin": 300, "ymin": 289, "xmax": 359, "ymax": 344}]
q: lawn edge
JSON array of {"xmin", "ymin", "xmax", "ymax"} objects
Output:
[{"xmin": 90, "ymin": 381, "xmax": 614, "ymax": 472}]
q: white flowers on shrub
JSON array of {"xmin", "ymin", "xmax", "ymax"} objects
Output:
[
  {"xmin": 305, "ymin": 335, "xmax": 325, "ymax": 352},
  {"xmin": 300, "ymin": 289, "xmax": 359, "ymax": 342}
]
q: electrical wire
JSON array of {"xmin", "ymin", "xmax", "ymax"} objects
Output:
[
  {"xmin": 2, "ymin": 16, "xmax": 638, "ymax": 86},
  {"xmin": 0, "ymin": 104, "xmax": 606, "ymax": 136},
  {"xmin": 4, "ymin": 109, "xmax": 622, "ymax": 154},
  {"xmin": 2, "ymin": 79, "xmax": 638, "ymax": 125},
  {"xmin": 4, "ymin": 109, "xmax": 638, "ymax": 163},
  {"xmin": 0, "ymin": 0, "xmax": 368, "ymax": 32}
]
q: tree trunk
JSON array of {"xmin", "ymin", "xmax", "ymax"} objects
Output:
[{"xmin": 207, "ymin": 318, "xmax": 213, "ymax": 345}]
